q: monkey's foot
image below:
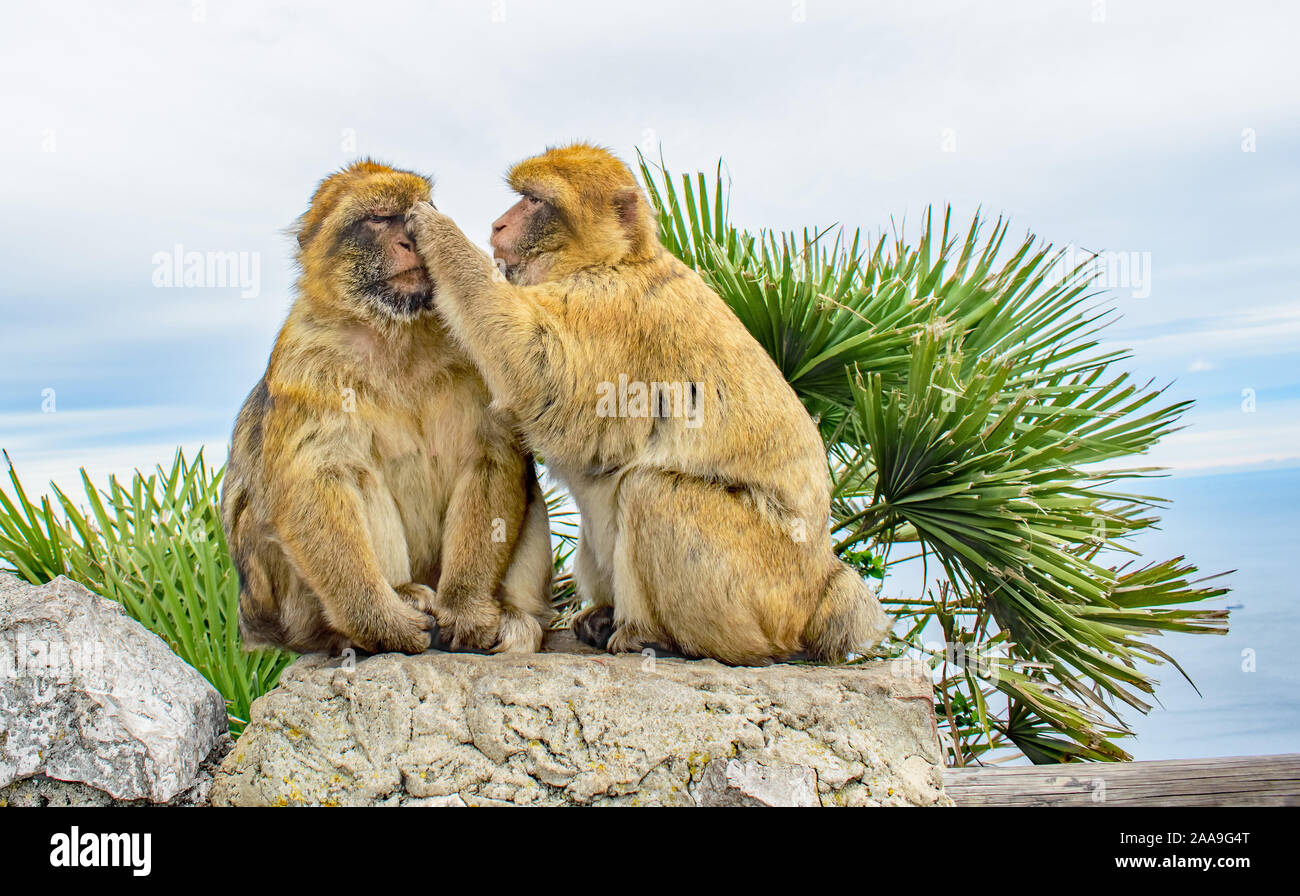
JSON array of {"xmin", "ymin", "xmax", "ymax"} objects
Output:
[
  {"xmin": 429, "ymin": 592, "xmax": 501, "ymax": 653},
  {"xmin": 606, "ymin": 624, "xmax": 647, "ymax": 655},
  {"xmin": 492, "ymin": 606, "xmax": 545, "ymax": 654},
  {"xmin": 572, "ymin": 605, "xmax": 616, "ymax": 650},
  {"xmin": 604, "ymin": 620, "xmax": 687, "ymax": 658}
]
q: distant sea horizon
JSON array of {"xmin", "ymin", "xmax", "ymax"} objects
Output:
[
  {"xmin": 1119, "ymin": 466, "xmax": 1298, "ymax": 760},
  {"xmin": 880, "ymin": 465, "xmax": 1299, "ymax": 761}
]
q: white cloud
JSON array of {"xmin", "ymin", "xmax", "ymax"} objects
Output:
[
  {"xmin": 0, "ymin": 406, "xmax": 227, "ymax": 448},
  {"xmin": 2, "ymin": 440, "xmax": 226, "ymax": 506},
  {"xmin": 1, "ymin": 406, "xmax": 230, "ymax": 499},
  {"xmin": 1108, "ymin": 304, "xmax": 1300, "ymax": 365},
  {"xmin": 1140, "ymin": 400, "xmax": 1300, "ymax": 475}
]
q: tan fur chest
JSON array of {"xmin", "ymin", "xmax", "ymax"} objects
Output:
[{"xmin": 364, "ymin": 372, "xmax": 487, "ymax": 577}]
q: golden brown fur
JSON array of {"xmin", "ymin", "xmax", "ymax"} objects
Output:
[
  {"xmin": 405, "ymin": 143, "xmax": 888, "ymax": 664},
  {"xmin": 222, "ymin": 160, "xmax": 553, "ymax": 656}
]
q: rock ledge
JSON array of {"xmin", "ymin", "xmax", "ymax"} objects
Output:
[{"xmin": 213, "ymin": 634, "xmax": 948, "ymax": 807}]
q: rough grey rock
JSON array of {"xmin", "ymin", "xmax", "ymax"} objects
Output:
[
  {"xmin": 692, "ymin": 758, "xmax": 820, "ymax": 806},
  {"xmin": 0, "ymin": 575, "xmax": 229, "ymax": 803},
  {"xmin": 213, "ymin": 632, "xmax": 949, "ymax": 806},
  {"xmin": 0, "ymin": 734, "xmax": 232, "ymax": 806}
]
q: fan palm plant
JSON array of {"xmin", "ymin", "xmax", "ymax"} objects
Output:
[{"xmin": 638, "ymin": 154, "xmax": 1229, "ymax": 764}]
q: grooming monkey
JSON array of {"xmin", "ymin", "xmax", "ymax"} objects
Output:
[
  {"xmin": 405, "ymin": 144, "xmax": 889, "ymax": 665},
  {"xmin": 221, "ymin": 160, "xmax": 553, "ymax": 656}
]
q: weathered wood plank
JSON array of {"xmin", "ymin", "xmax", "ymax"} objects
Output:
[{"xmin": 944, "ymin": 753, "xmax": 1300, "ymax": 807}]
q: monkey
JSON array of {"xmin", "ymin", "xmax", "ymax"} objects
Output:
[
  {"xmin": 403, "ymin": 143, "xmax": 890, "ymax": 665},
  {"xmin": 220, "ymin": 160, "xmax": 554, "ymax": 657}
]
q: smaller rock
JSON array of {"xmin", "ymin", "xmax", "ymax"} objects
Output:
[
  {"xmin": 0, "ymin": 575, "xmax": 229, "ymax": 804},
  {"xmin": 692, "ymin": 759, "xmax": 820, "ymax": 807},
  {"xmin": 0, "ymin": 735, "xmax": 232, "ymax": 807}
]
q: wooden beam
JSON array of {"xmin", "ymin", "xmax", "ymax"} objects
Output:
[{"xmin": 944, "ymin": 753, "xmax": 1300, "ymax": 807}]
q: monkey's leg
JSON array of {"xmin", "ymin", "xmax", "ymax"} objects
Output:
[
  {"xmin": 434, "ymin": 451, "xmax": 529, "ymax": 651},
  {"xmin": 274, "ymin": 472, "xmax": 434, "ymax": 655},
  {"xmin": 493, "ymin": 477, "xmax": 554, "ymax": 654},
  {"xmin": 356, "ymin": 471, "xmax": 443, "ymax": 622},
  {"xmin": 610, "ymin": 471, "xmax": 814, "ymax": 665},
  {"xmin": 570, "ymin": 498, "xmax": 619, "ymax": 649}
]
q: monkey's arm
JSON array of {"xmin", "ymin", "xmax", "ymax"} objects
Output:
[
  {"xmin": 406, "ymin": 203, "xmax": 569, "ymax": 417},
  {"xmin": 432, "ymin": 434, "xmax": 529, "ymax": 650}
]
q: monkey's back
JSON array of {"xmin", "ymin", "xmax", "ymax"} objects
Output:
[
  {"xmin": 221, "ymin": 375, "xmax": 309, "ymax": 650},
  {"xmin": 546, "ymin": 249, "xmax": 830, "ymax": 523}
]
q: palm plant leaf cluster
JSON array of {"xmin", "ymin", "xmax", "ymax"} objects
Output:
[{"xmin": 638, "ymin": 154, "xmax": 1229, "ymax": 763}]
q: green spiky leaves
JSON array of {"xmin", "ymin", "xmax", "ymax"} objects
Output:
[{"xmin": 638, "ymin": 153, "xmax": 1230, "ymax": 763}]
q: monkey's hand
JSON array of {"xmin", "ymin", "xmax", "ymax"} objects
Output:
[
  {"xmin": 427, "ymin": 584, "xmax": 502, "ymax": 652},
  {"xmin": 405, "ymin": 201, "xmax": 497, "ymax": 293},
  {"xmin": 361, "ymin": 594, "xmax": 436, "ymax": 656}
]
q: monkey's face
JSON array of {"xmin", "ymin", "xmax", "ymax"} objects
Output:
[
  {"xmin": 499, "ymin": 144, "xmax": 660, "ymax": 277},
  {"xmin": 297, "ymin": 162, "xmax": 437, "ymax": 321},
  {"xmin": 343, "ymin": 209, "xmax": 435, "ymax": 319},
  {"xmin": 490, "ymin": 193, "xmax": 563, "ymax": 284}
]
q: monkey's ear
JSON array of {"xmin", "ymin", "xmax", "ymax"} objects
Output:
[
  {"xmin": 288, "ymin": 217, "xmax": 312, "ymax": 252},
  {"xmin": 295, "ymin": 220, "xmax": 320, "ymax": 251},
  {"xmin": 613, "ymin": 187, "xmax": 655, "ymax": 258},
  {"xmin": 612, "ymin": 187, "xmax": 639, "ymax": 223}
]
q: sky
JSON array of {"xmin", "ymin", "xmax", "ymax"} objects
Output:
[
  {"xmin": 2, "ymin": 0, "xmax": 1297, "ymax": 489},
  {"xmin": 1, "ymin": 2, "xmax": 1297, "ymax": 753}
]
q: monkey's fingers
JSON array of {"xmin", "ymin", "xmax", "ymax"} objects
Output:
[
  {"xmin": 429, "ymin": 599, "xmax": 501, "ymax": 654},
  {"xmin": 605, "ymin": 624, "xmax": 644, "ymax": 656},
  {"xmin": 404, "ymin": 200, "xmax": 447, "ymax": 239},
  {"xmin": 370, "ymin": 601, "xmax": 436, "ymax": 655},
  {"xmin": 606, "ymin": 621, "xmax": 681, "ymax": 658},
  {"xmin": 427, "ymin": 622, "xmax": 494, "ymax": 656},
  {"xmin": 395, "ymin": 582, "xmax": 438, "ymax": 614}
]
